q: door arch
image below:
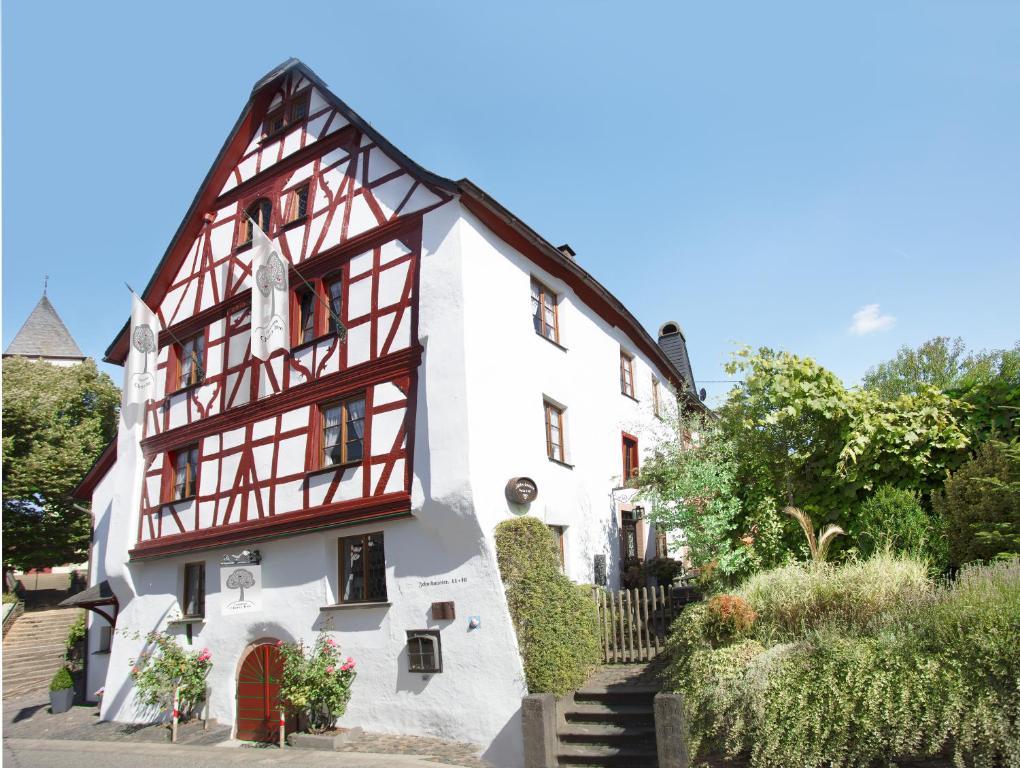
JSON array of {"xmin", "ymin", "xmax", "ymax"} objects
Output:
[{"xmin": 236, "ymin": 641, "xmax": 284, "ymax": 741}]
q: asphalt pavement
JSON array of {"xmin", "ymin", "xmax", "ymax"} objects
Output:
[{"xmin": 3, "ymin": 738, "xmax": 450, "ymax": 767}]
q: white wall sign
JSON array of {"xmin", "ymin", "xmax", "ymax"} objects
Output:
[{"xmin": 220, "ymin": 563, "xmax": 262, "ymax": 615}]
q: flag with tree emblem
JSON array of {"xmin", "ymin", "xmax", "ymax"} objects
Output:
[
  {"xmin": 125, "ymin": 292, "xmax": 161, "ymax": 410},
  {"xmin": 249, "ymin": 219, "xmax": 290, "ymax": 360}
]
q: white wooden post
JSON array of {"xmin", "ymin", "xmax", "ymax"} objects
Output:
[
  {"xmin": 279, "ymin": 708, "xmax": 285, "ymax": 748},
  {"xmin": 171, "ymin": 685, "xmax": 180, "ymax": 743}
]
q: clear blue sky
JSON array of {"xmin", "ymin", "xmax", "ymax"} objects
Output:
[{"xmin": 4, "ymin": 1, "xmax": 1018, "ymax": 405}]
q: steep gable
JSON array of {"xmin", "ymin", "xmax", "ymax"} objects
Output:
[{"xmin": 104, "ymin": 59, "xmax": 699, "ymax": 408}]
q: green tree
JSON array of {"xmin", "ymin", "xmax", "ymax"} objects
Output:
[
  {"xmin": 864, "ymin": 337, "xmax": 1020, "ymax": 441},
  {"xmin": 2, "ymin": 358, "xmax": 119, "ymax": 571},
  {"xmin": 641, "ymin": 410, "xmax": 786, "ymax": 585},
  {"xmin": 861, "ymin": 336, "xmax": 969, "ymax": 399},
  {"xmin": 933, "ymin": 440, "xmax": 1020, "ymax": 568},
  {"xmin": 722, "ymin": 348, "xmax": 968, "ymax": 518}
]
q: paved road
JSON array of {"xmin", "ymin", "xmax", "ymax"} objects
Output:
[{"xmin": 3, "ymin": 738, "xmax": 448, "ymax": 767}]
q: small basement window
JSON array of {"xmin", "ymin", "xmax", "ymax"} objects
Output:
[{"xmin": 406, "ymin": 630, "xmax": 442, "ymax": 673}]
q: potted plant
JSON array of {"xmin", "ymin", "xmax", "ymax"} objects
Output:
[
  {"xmin": 49, "ymin": 667, "xmax": 75, "ymax": 713},
  {"xmin": 279, "ymin": 633, "xmax": 359, "ymax": 749}
]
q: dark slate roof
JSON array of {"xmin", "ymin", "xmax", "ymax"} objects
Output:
[
  {"xmin": 58, "ymin": 580, "xmax": 116, "ymax": 607},
  {"xmin": 657, "ymin": 322, "xmax": 696, "ymax": 393},
  {"xmin": 4, "ymin": 295, "xmax": 86, "ymax": 360}
]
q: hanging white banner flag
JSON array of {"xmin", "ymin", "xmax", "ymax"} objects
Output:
[
  {"xmin": 250, "ymin": 220, "xmax": 290, "ymax": 360},
  {"xmin": 125, "ymin": 293, "xmax": 161, "ymax": 408}
]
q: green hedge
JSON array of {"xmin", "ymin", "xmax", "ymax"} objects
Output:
[
  {"xmin": 494, "ymin": 516, "xmax": 600, "ymax": 695},
  {"xmin": 666, "ymin": 556, "xmax": 1020, "ymax": 767}
]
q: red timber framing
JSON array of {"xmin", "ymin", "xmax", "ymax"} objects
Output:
[{"xmin": 111, "ymin": 58, "xmax": 708, "ymax": 560}]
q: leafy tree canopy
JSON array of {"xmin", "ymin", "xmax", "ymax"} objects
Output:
[
  {"xmin": 863, "ymin": 337, "xmax": 1020, "ymax": 441},
  {"xmin": 862, "ymin": 336, "xmax": 1019, "ymax": 399},
  {"xmin": 722, "ymin": 347, "xmax": 969, "ymax": 514},
  {"xmin": 642, "ymin": 348, "xmax": 970, "ymax": 579},
  {"xmin": 2, "ymin": 358, "xmax": 119, "ymax": 571}
]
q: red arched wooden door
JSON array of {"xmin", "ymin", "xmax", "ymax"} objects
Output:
[{"xmin": 236, "ymin": 642, "xmax": 284, "ymax": 741}]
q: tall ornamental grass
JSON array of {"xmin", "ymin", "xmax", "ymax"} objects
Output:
[{"xmin": 667, "ymin": 556, "xmax": 1020, "ymax": 768}]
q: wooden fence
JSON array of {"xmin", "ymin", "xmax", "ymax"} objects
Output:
[{"xmin": 593, "ymin": 585, "xmax": 699, "ymax": 663}]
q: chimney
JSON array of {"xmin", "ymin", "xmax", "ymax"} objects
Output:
[
  {"xmin": 657, "ymin": 321, "xmax": 696, "ymax": 393},
  {"xmin": 557, "ymin": 243, "xmax": 576, "ymax": 260}
]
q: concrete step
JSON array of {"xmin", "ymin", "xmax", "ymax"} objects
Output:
[
  {"xmin": 559, "ymin": 723, "xmax": 656, "ymax": 746},
  {"xmin": 573, "ymin": 687, "xmax": 658, "ymax": 706},
  {"xmin": 557, "ymin": 743, "xmax": 657, "ymax": 767},
  {"xmin": 563, "ymin": 702, "xmax": 655, "ymax": 727}
]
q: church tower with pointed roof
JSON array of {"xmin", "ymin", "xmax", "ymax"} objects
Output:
[{"xmin": 4, "ymin": 289, "xmax": 87, "ymax": 366}]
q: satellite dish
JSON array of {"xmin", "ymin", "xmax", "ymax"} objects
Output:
[{"xmin": 699, "ymin": 388, "xmax": 707, "ymax": 402}]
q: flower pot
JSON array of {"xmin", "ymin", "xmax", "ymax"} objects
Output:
[{"xmin": 49, "ymin": 688, "xmax": 74, "ymax": 714}]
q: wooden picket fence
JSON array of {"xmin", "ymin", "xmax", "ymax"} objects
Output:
[{"xmin": 593, "ymin": 585, "xmax": 681, "ymax": 664}]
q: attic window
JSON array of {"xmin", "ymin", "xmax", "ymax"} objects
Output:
[
  {"xmin": 288, "ymin": 91, "xmax": 311, "ymax": 123},
  {"xmin": 264, "ymin": 107, "xmax": 286, "ymax": 138},
  {"xmin": 263, "ymin": 89, "xmax": 312, "ymax": 139}
]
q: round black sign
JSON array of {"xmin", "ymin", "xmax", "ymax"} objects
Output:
[{"xmin": 505, "ymin": 476, "xmax": 538, "ymax": 505}]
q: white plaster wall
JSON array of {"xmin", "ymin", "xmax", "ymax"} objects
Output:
[
  {"xmin": 102, "ymin": 519, "xmax": 520, "ymax": 760},
  {"xmin": 95, "ymin": 199, "xmax": 526, "ymax": 768},
  {"xmin": 85, "ymin": 466, "xmax": 117, "ymax": 702},
  {"xmin": 454, "ymin": 203, "xmax": 679, "ymax": 587}
]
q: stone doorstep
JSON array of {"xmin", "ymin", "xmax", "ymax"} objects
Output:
[{"xmin": 287, "ymin": 726, "xmax": 364, "ymax": 750}]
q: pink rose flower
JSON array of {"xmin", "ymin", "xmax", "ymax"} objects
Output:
[
  {"xmin": 276, "ymin": 640, "xmax": 284, "ymax": 647},
  {"xmin": 326, "ymin": 638, "xmax": 336, "ymax": 646},
  {"xmin": 326, "ymin": 665, "xmax": 335, "ymax": 673}
]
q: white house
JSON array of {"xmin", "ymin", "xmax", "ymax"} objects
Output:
[{"xmin": 71, "ymin": 58, "xmax": 704, "ymax": 767}]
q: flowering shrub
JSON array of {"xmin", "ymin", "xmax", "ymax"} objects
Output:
[
  {"xmin": 129, "ymin": 632, "xmax": 211, "ymax": 719},
  {"xmin": 703, "ymin": 595, "xmax": 757, "ymax": 644},
  {"xmin": 278, "ymin": 633, "xmax": 356, "ymax": 733}
]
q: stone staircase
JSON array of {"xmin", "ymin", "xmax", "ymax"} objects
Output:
[
  {"xmin": 3, "ymin": 608, "xmax": 82, "ymax": 698},
  {"xmin": 556, "ymin": 664, "xmax": 659, "ymax": 767}
]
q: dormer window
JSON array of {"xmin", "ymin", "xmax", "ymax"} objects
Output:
[{"xmin": 241, "ymin": 198, "xmax": 273, "ymax": 246}]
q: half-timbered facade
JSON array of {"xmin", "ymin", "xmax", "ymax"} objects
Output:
[{"xmin": 78, "ymin": 59, "xmax": 702, "ymax": 767}]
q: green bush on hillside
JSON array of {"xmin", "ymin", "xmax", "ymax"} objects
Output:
[
  {"xmin": 494, "ymin": 517, "xmax": 600, "ymax": 695},
  {"xmin": 666, "ymin": 556, "xmax": 1020, "ymax": 767},
  {"xmin": 849, "ymin": 485, "xmax": 946, "ymax": 566},
  {"xmin": 934, "ymin": 440, "xmax": 1020, "ymax": 568}
]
